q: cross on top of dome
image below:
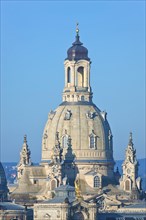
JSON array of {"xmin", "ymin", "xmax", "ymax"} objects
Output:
[
  {"xmin": 76, "ymin": 22, "xmax": 79, "ymax": 36},
  {"xmin": 66, "ymin": 23, "xmax": 90, "ymax": 61}
]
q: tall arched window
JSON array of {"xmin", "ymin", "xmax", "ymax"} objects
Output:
[
  {"xmin": 125, "ymin": 179, "xmax": 130, "ymax": 191},
  {"xmin": 90, "ymin": 135, "xmax": 95, "ymax": 148},
  {"xmin": 67, "ymin": 67, "xmax": 71, "ymax": 83},
  {"xmin": 94, "ymin": 176, "xmax": 100, "ymax": 188},
  {"xmin": 89, "ymin": 130, "xmax": 97, "ymax": 149},
  {"xmin": 77, "ymin": 66, "xmax": 84, "ymax": 87},
  {"xmin": 62, "ymin": 135, "xmax": 68, "ymax": 148}
]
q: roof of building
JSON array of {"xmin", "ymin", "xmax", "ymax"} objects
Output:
[
  {"xmin": 0, "ymin": 202, "xmax": 25, "ymax": 210},
  {"xmin": 42, "ymin": 103, "xmax": 113, "ymax": 163},
  {"xmin": 117, "ymin": 201, "xmax": 146, "ymax": 213},
  {"xmin": 55, "ymin": 184, "xmax": 75, "ymax": 192},
  {"xmin": 123, "ymin": 202, "xmax": 146, "ymax": 209},
  {"xmin": 85, "ymin": 170, "xmax": 99, "ymax": 176},
  {"xmin": 43, "ymin": 196, "xmax": 69, "ymax": 204},
  {"xmin": 42, "ymin": 195, "xmax": 76, "ymax": 204}
]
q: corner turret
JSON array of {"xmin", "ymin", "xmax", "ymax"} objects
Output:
[
  {"xmin": 17, "ymin": 135, "xmax": 32, "ymax": 180},
  {"xmin": 120, "ymin": 132, "xmax": 142, "ymax": 199}
]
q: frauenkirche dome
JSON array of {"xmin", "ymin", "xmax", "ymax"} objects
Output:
[{"xmin": 41, "ymin": 25, "xmax": 115, "ymax": 182}]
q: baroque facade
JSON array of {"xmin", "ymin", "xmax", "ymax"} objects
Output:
[{"xmin": 9, "ymin": 26, "xmax": 146, "ymax": 220}]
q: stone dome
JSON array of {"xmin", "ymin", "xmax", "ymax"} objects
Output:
[
  {"xmin": 41, "ymin": 27, "xmax": 115, "ymax": 180},
  {"xmin": 41, "ymin": 101, "xmax": 113, "ymax": 164}
]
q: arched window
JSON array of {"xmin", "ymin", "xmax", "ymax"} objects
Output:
[
  {"xmin": 94, "ymin": 176, "xmax": 100, "ymax": 188},
  {"xmin": 67, "ymin": 67, "xmax": 71, "ymax": 83},
  {"xmin": 89, "ymin": 130, "xmax": 97, "ymax": 149},
  {"xmin": 62, "ymin": 135, "xmax": 68, "ymax": 148},
  {"xmin": 77, "ymin": 66, "xmax": 84, "ymax": 87},
  {"xmin": 90, "ymin": 135, "xmax": 95, "ymax": 148},
  {"xmin": 125, "ymin": 179, "xmax": 130, "ymax": 191}
]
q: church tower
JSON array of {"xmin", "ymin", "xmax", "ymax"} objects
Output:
[{"xmin": 120, "ymin": 132, "xmax": 142, "ymax": 198}]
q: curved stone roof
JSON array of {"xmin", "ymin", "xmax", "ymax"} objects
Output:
[{"xmin": 41, "ymin": 101, "xmax": 113, "ymax": 164}]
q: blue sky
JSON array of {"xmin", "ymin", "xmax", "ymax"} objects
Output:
[{"xmin": 1, "ymin": 1, "xmax": 145, "ymax": 162}]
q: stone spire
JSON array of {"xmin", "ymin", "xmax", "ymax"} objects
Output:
[
  {"xmin": 120, "ymin": 132, "xmax": 142, "ymax": 198},
  {"xmin": 64, "ymin": 135, "xmax": 75, "ymax": 162},
  {"xmin": 128, "ymin": 132, "xmax": 133, "ymax": 146},
  {"xmin": 19, "ymin": 135, "xmax": 31, "ymax": 166},
  {"xmin": 125, "ymin": 132, "xmax": 137, "ymax": 164},
  {"xmin": 17, "ymin": 135, "xmax": 31, "ymax": 180},
  {"xmin": 49, "ymin": 132, "xmax": 64, "ymax": 186},
  {"xmin": 51, "ymin": 132, "xmax": 63, "ymax": 164}
]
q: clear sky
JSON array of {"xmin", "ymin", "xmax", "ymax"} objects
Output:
[{"xmin": 1, "ymin": 1, "xmax": 145, "ymax": 162}]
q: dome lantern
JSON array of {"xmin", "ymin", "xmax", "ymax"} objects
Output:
[{"xmin": 63, "ymin": 24, "xmax": 92, "ymax": 103}]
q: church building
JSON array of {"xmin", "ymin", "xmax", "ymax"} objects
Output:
[{"xmin": 9, "ymin": 25, "xmax": 145, "ymax": 220}]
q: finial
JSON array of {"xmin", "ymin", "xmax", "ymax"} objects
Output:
[
  {"xmin": 76, "ymin": 22, "xmax": 79, "ymax": 36},
  {"xmin": 129, "ymin": 132, "xmax": 133, "ymax": 146},
  {"xmin": 24, "ymin": 135, "xmax": 27, "ymax": 143}
]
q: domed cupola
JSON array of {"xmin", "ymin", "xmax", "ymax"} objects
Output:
[
  {"xmin": 41, "ymin": 25, "xmax": 115, "ymax": 185},
  {"xmin": 63, "ymin": 23, "xmax": 92, "ymax": 103},
  {"xmin": 66, "ymin": 24, "xmax": 90, "ymax": 61}
]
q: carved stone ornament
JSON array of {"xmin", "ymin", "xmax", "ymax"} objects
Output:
[
  {"xmin": 101, "ymin": 111, "xmax": 107, "ymax": 120},
  {"xmin": 48, "ymin": 110, "xmax": 56, "ymax": 120},
  {"xmin": 86, "ymin": 111, "xmax": 96, "ymax": 119},
  {"xmin": 108, "ymin": 129, "xmax": 113, "ymax": 149},
  {"xmin": 93, "ymin": 164, "xmax": 99, "ymax": 171},
  {"xmin": 43, "ymin": 130, "xmax": 48, "ymax": 149},
  {"xmin": 64, "ymin": 109, "xmax": 72, "ymax": 120}
]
